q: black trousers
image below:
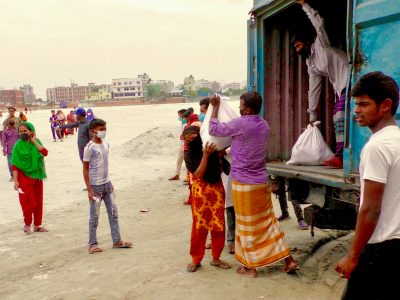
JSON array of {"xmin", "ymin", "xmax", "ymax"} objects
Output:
[{"xmin": 342, "ymin": 239, "xmax": 400, "ymax": 300}]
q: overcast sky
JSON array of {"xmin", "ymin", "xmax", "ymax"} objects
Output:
[{"xmin": 0, "ymin": 0, "xmax": 251, "ymax": 98}]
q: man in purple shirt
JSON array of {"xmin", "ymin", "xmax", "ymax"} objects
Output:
[
  {"xmin": 2, "ymin": 119, "xmax": 19, "ymax": 180},
  {"xmin": 209, "ymin": 92, "xmax": 299, "ymax": 278}
]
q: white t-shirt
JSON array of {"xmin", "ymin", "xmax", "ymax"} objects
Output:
[
  {"xmin": 83, "ymin": 140, "xmax": 111, "ymax": 186},
  {"xmin": 359, "ymin": 125, "xmax": 400, "ymax": 244}
]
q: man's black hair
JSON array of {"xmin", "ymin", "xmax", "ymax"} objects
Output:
[
  {"xmin": 188, "ymin": 107, "xmax": 194, "ymax": 114},
  {"xmin": 291, "ymin": 30, "xmax": 315, "ymax": 45},
  {"xmin": 351, "ymin": 71, "xmax": 399, "ymax": 115},
  {"xmin": 241, "ymin": 92, "xmax": 263, "ymax": 114},
  {"xmin": 199, "ymin": 97, "xmax": 210, "ymax": 109},
  {"xmin": 89, "ymin": 118, "xmax": 107, "ymax": 130},
  {"xmin": 178, "ymin": 109, "xmax": 186, "ymax": 114},
  {"xmin": 182, "ymin": 109, "xmax": 192, "ymax": 118}
]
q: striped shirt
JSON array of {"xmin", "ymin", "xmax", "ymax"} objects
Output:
[{"xmin": 83, "ymin": 140, "xmax": 110, "ymax": 186}]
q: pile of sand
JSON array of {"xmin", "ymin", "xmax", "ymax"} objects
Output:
[{"xmin": 116, "ymin": 127, "xmax": 178, "ymax": 159}]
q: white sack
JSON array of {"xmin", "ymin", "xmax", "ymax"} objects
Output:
[
  {"xmin": 200, "ymin": 96, "xmax": 239, "ymax": 150},
  {"xmin": 286, "ymin": 121, "xmax": 334, "ymax": 166}
]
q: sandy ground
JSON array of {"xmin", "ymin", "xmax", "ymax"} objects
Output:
[{"xmin": 0, "ymin": 103, "xmax": 350, "ymax": 300}]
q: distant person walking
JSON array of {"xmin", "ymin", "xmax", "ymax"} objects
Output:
[
  {"xmin": 335, "ymin": 72, "xmax": 400, "ymax": 300},
  {"xmin": 12, "ymin": 122, "xmax": 48, "ymax": 235},
  {"xmin": 60, "ymin": 107, "xmax": 92, "ymax": 161},
  {"xmin": 86, "ymin": 108, "xmax": 95, "ymax": 121},
  {"xmin": 49, "ymin": 110, "xmax": 60, "ymax": 142},
  {"xmin": 169, "ymin": 109, "xmax": 187, "ymax": 181},
  {"xmin": 2, "ymin": 119, "xmax": 19, "ymax": 181},
  {"xmin": 66, "ymin": 110, "xmax": 76, "ymax": 135},
  {"xmin": 183, "ymin": 126, "xmax": 231, "ymax": 272},
  {"xmin": 83, "ymin": 118, "xmax": 132, "ymax": 254},
  {"xmin": 3, "ymin": 107, "xmax": 23, "ymax": 129},
  {"xmin": 209, "ymin": 92, "xmax": 299, "ymax": 278}
]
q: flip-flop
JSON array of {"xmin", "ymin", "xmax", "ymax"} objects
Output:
[
  {"xmin": 210, "ymin": 260, "xmax": 231, "ymax": 269},
  {"xmin": 236, "ymin": 266, "xmax": 258, "ymax": 278},
  {"xmin": 112, "ymin": 241, "xmax": 133, "ymax": 249},
  {"xmin": 187, "ymin": 263, "xmax": 201, "ymax": 273},
  {"xmin": 88, "ymin": 245, "xmax": 103, "ymax": 254},
  {"xmin": 34, "ymin": 227, "xmax": 48, "ymax": 233}
]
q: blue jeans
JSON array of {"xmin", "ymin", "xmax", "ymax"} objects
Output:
[
  {"xmin": 88, "ymin": 181, "xmax": 121, "ymax": 246},
  {"xmin": 7, "ymin": 153, "xmax": 12, "ymax": 177}
]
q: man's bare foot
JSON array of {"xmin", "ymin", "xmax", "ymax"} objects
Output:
[
  {"xmin": 236, "ymin": 266, "xmax": 258, "ymax": 278},
  {"xmin": 23, "ymin": 225, "xmax": 31, "ymax": 235},
  {"xmin": 210, "ymin": 259, "xmax": 231, "ymax": 269},
  {"xmin": 284, "ymin": 256, "xmax": 300, "ymax": 273}
]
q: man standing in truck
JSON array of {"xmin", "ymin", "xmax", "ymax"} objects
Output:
[
  {"xmin": 294, "ymin": 0, "xmax": 349, "ymax": 169},
  {"xmin": 335, "ymin": 72, "xmax": 400, "ymax": 299}
]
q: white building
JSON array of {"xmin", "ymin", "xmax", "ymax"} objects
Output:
[
  {"xmin": 223, "ymin": 82, "xmax": 241, "ymax": 90},
  {"xmin": 20, "ymin": 84, "xmax": 36, "ymax": 103},
  {"xmin": 184, "ymin": 75, "xmax": 196, "ymax": 91},
  {"xmin": 111, "ymin": 78, "xmax": 144, "ymax": 99},
  {"xmin": 195, "ymin": 79, "xmax": 212, "ymax": 90}
]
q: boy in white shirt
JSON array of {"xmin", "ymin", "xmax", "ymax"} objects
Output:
[
  {"xmin": 335, "ymin": 72, "xmax": 400, "ymax": 299},
  {"xmin": 83, "ymin": 118, "xmax": 132, "ymax": 254}
]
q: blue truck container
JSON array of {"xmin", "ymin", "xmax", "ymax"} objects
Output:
[{"xmin": 247, "ymin": 0, "xmax": 400, "ymax": 230}]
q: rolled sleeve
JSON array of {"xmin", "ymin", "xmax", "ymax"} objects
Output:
[{"xmin": 209, "ymin": 118, "xmax": 238, "ymax": 137}]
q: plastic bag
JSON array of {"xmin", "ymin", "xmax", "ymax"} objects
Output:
[
  {"xmin": 200, "ymin": 96, "xmax": 239, "ymax": 150},
  {"xmin": 286, "ymin": 121, "xmax": 334, "ymax": 166}
]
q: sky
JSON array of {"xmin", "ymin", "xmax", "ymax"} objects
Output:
[{"xmin": 0, "ymin": 0, "xmax": 252, "ymax": 98}]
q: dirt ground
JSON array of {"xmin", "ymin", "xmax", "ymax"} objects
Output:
[{"xmin": 0, "ymin": 105, "xmax": 351, "ymax": 300}]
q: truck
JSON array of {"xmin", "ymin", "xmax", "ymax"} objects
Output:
[{"xmin": 247, "ymin": 0, "xmax": 400, "ymax": 233}]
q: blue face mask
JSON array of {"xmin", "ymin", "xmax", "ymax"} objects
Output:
[
  {"xmin": 182, "ymin": 119, "xmax": 187, "ymax": 125},
  {"xmin": 199, "ymin": 113, "xmax": 205, "ymax": 123}
]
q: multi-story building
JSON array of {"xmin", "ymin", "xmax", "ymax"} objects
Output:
[
  {"xmin": 138, "ymin": 73, "xmax": 151, "ymax": 86},
  {"xmin": 149, "ymin": 80, "xmax": 174, "ymax": 93},
  {"xmin": 211, "ymin": 81, "xmax": 222, "ymax": 92},
  {"xmin": 0, "ymin": 90, "xmax": 24, "ymax": 106},
  {"xmin": 184, "ymin": 75, "xmax": 196, "ymax": 91},
  {"xmin": 111, "ymin": 78, "xmax": 144, "ymax": 99},
  {"xmin": 223, "ymin": 82, "xmax": 241, "ymax": 90},
  {"xmin": 85, "ymin": 86, "xmax": 112, "ymax": 101},
  {"xmin": 46, "ymin": 83, "xmax": 110, "ymax": 104},
  {"xmin": 195, "ymin": 79, "xmax": 212, "ymax": 90},
  {"xmin": 19, "ymin": 84, "xmax": 36, "ymax": 103}
]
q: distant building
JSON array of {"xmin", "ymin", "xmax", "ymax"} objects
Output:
[
  {"xmin": 85, "ymin": 86, "xmax": 112, "ymax": 101},
  {"xmin": 167, "ymin": 89, "xmax": 184, "ymax": 97},
  {"xmin": 149, "ymin": 80, "xmax": 174, "ymax": 93},
  {"xmin": 184, "ymin": 75, "xmax": 196, "ymax": 91},
  {"xmin": 195, "ymin": 79, "xmax": 212, "ymax": 90},
  {"xmin": 19, "ymin": 84, "xmax": 36, "ymax": 103},
  {"xmin": 138, "ymin": 73, "xmax": 151, "ymax": 86},
  {"xmin": 0, "ymin": 90, "xmax": 24, "ymax": 107},
  {"xmin": 211, "ymin": 81, "xmax": 222, "ymax": 92},
  {"xmin": 111, "ymin": 78, "xmax": 144, "ymax": 99},
  {"xmin": 223, "ymin": 82, "xmax": 241, "ymax": 90},
  {"xmin": 46, "ymin": 82, "xmax": 108, "ymax": 104}
]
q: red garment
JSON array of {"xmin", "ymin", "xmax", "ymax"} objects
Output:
[
  {"xmin": 12, "ymin": 148, "xmax": 48, "ymax": 227},
  {"xmin": 188, "ymin": 114, "xmax": 199, "ymax": 124},
  {"xmin": 190, "ymin": 222, "xmax": 225, "ymax": 265}
]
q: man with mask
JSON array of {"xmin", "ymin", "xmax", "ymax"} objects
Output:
[
  {"xmin": 3, "ymin": 107, "xmax": 23, "ymax": 129},
  {"xmin": 199, "ymin": 97, "xmax": 210, "ymax": 123},
  {"xmin": 294, "ymin": 0, "xmax": 349, "ymax": 168},
  {"xmin": 59, "ymin": 107, "xmax": 92, "ymax": 161},
  {"xmin": 2, "ymin": 118, "xmax": 19, "ymax": 180}
]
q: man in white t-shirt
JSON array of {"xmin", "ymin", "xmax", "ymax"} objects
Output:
[
  {"xmin": 83, "ymin": 118, "xmax": 132, "ymax": 254},
  {"xmin": 335, "ymin": 72, "xmax": 400, "ymax": 300}
]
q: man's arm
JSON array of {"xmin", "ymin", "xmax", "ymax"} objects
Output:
[
  {"xmin": 83, "ymin": 161, "xmax": 94, "ymax": 200},
  {"xmin": 59, "ymin": 122, "xmax": 79, "ymax": 129},
  {"xmin": 308, "ymin": 69, "xmax": 323, "ymax": 123},
  {"xmin": 297, "ymin": 1, "xmax": 330, "ymax": 48},
  {"xmin": 335, "ymin": 180, "xmax": 384, "ymax": 278}
]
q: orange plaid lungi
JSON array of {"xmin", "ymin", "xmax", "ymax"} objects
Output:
[{"xmin": 232, "ymin": 180, "xmax": 290, "ymax": 269}]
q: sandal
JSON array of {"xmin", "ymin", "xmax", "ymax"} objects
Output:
[
  {"xmin": 23, "ymin": 225, "xmax": 31, "ymax": 235},
  {"xmin": 210, "ymin": 260, "xmax": 231, "ymax": 269},
  {"xmin": 112, "ymin": 240, "xmax": 133, "ymax": 248},
  {"xmin": 34, "ymin": 226, "xmax": 48, "ymax": 232},
  {"xmin": 187, "ymin": 263, "xmax": 201, "ymax": 273},
  {"xmin": 236, "ymin": 266, "xmax": 258, "ymax": 278},
  {"xmin": 298, "ymin": 220, "xmax": 309, "ymax": 230},
  {"xmin": 88, "ymin": 245, "xmax": 103, "ymax": 254}
]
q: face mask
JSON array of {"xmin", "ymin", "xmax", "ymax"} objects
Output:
[
  {"xmin": 182, "ymin": 119, "xmax": 187, "ymax": 125},
  {"xmin": 95, "ymin": 130, "xmax": 106, "ymax": 139},
  {"xmin": 20, "ymin": 133, "xmax": 30, "ymax": 141},
  {"xmin": 199, "ymin": 113, "xmax": 205, "ymax": 123}
]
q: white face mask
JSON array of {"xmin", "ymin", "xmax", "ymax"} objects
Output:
[{"xmin": 95, "ymin": 130, "xmax": 106, "ymax": 139}]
